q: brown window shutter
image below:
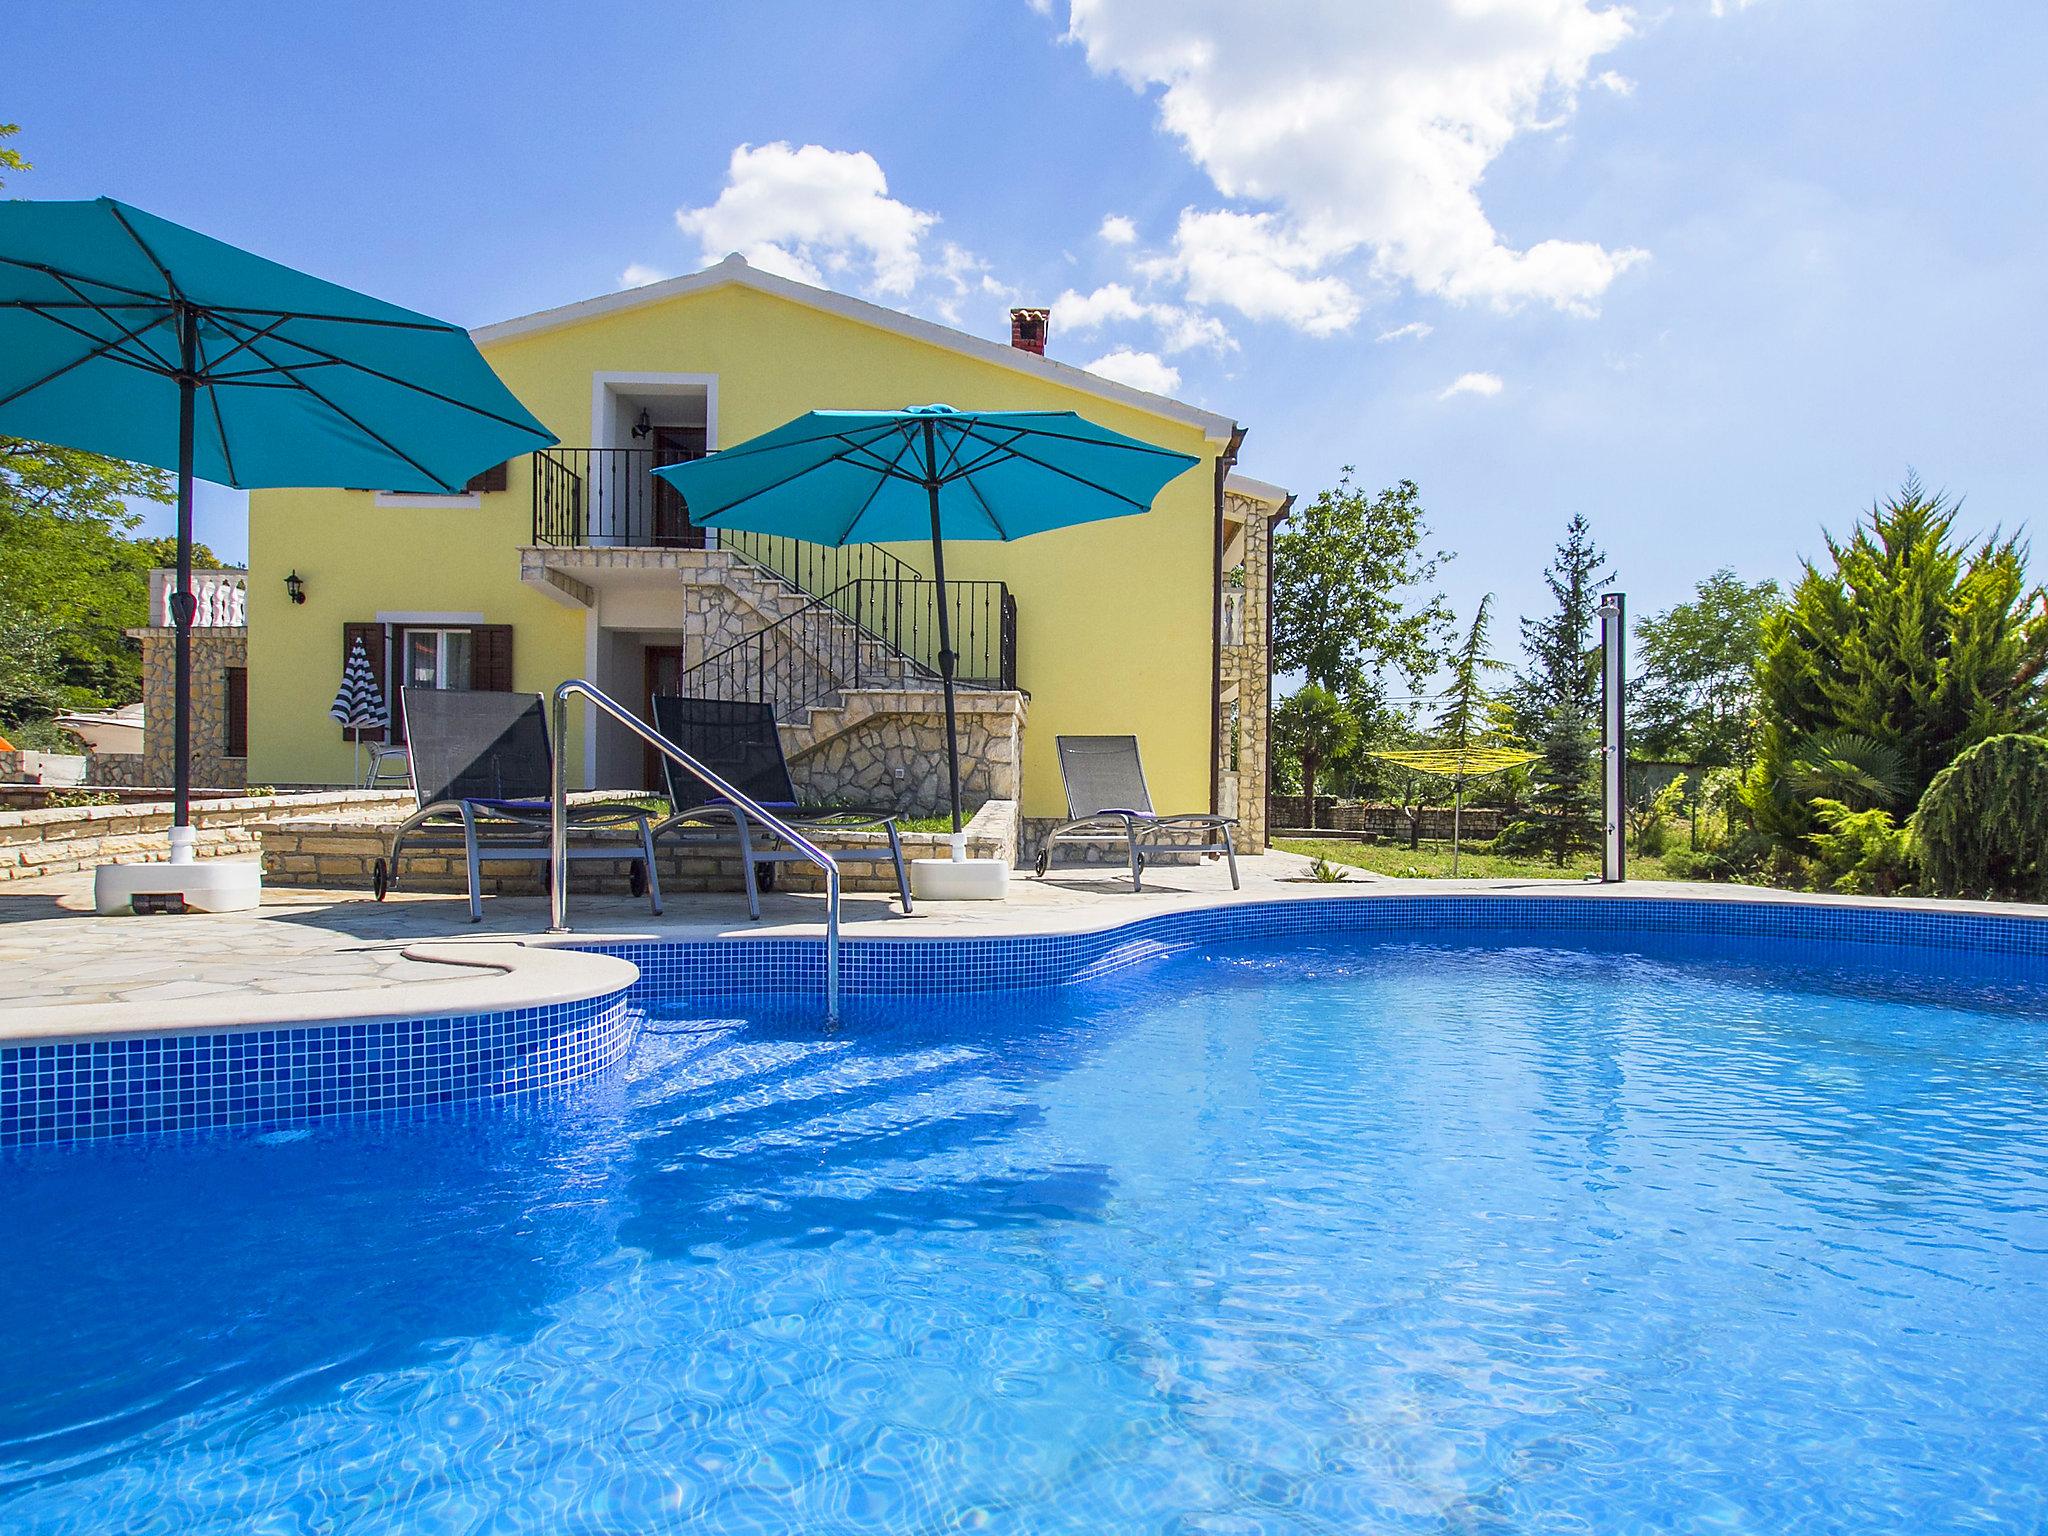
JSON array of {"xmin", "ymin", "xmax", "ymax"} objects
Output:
[
  {"xmin": 341, "ymin": 622, "xmax": 389, "ymax": 742},
  {"xmin": 465, "ymin": 461, "xmax": 510, "ymax": 494},
  {"xmin": 223, "ymin": 666, "xmax": 249, "ymax": 757},
  {"xmin": 473, "ymin": 624, "xmax": 515, "ymax": 692}
]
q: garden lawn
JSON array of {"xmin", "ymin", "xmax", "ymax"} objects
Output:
[{"xmin": 1276, "ymin": 837, "xmax": 1689, "ymax": 882}]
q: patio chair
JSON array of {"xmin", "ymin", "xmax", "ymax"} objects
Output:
[
  {"xmin": 1035, "ymin": 734, "xmax": 1239, "ymax": 892},
  {"xmin": 373, "ymin": 688, "xmax": 662, "ymax": 922},
  {"xmin": 649, "ymin": 695, "xmax": 912, "ymax": 920}
]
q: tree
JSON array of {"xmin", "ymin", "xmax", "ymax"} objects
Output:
[
  {"xmin": 0, "ymin": 439, "xmax": 182, "ymax": 723},
  {"xmin": 1433, "ymin": 593, "xmax": 1503, "ymax": 754},
  {"xmin": 1749, "ymin": 478, "xmax": 2048, "ymax": 850},
  {"xmin": 1272, "ymin": 685, "xmax": 1360, "ymax": 829},
  {"xmin": 1631, "ymin": 569, "xmax": 1781, "ymax": 767},
  {"xmin": 1514, "ymin": 515, "xmax": 1611, "ymax": 865},
  {"xmin": 1917, "ymin": 733, "xmax": 2048, "ymax": 900},
  {"xmin": 0, "ymin": 122, "xmax": 27, "ymax": 187},
  {"xmin": 1272, "ymin": 471, "xmax": 1451, "ymax": 710}
]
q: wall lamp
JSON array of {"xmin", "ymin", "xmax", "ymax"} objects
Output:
[
  {"xmin": 631, "ymin": 408, "xmax": 654, "ymax": 440},
  {"xmin": 284, "ymin": 570, "xmax": 306, "ymax": 605}
]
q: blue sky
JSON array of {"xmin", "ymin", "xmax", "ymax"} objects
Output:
[{"xmin": 9, "ymin": 0, "xmax": 2047, "ymax": 643}]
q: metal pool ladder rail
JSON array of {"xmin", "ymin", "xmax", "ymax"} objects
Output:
[{"xmin": 547, "ymin": 679, "xmax": 841, "ymax": 1021}]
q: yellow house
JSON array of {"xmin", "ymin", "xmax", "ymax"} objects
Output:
[{"xmin": 245, "ymin": 256, "xmax": 1288, "ymax": 851}]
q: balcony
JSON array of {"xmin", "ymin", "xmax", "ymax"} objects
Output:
[
  {"xmin": 531, "ymin": 447, "xmax": 704, "ymax": 548},
  {"xmin": 148, "ymin": 567, "xmax": 248, "ymax": 629}
]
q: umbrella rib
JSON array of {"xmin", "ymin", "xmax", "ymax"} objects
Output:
[
  {"xmin": 956, "ymin": 464, "xmax": 1013, "ymax": 540},
  {"xmin": 939, "ymin": 421, "xmax": 1160, "ymax": 509},
  {"xmin": 205, "ymin": 308, "xmax": 551, "ymax": 438},
  {"xmin": 204, "ymin": 379, "xmax": 239, "ymax": 485},
  {"xmin": 38, "ymin": 268, "xmax": 184, "ymax": 370},
  {"xmin": 229, "ymin": 329, "xmax": 465, "ymax": 492},
  {"xmin": 948, "ymin": 416, "xmax": 1200, "ymax": 460},
  {"xmin": 830, "ymin": 454, "xmax": 901, "ymax": 546},
  {"xmin": 0, "ymin": 303, "xmax": 178, "ymax": 383},
  {"xmin": 199, "ymin": 313, "xmax": 292, "ymax": 374},
  {"xmin": 203, "ymin": 358, "xmax": 346, "ymax": 382},
  {"xmin": 925, "ymin": 427, "xmax": 1014, "ymax": 539},
  {"xmin": 684, "ymin": 428, "xmax": 923, "ymax": 522},
  {"xmin": 0, "ymin": 254, "xmax": 173, "ymax": 305},
  {"xmin": 0, "ymin": 314, "xmax": 179, "ymax": 408},
  {"xmin": 106, "ymin": 202, "xmax": 184, "ymax": 306}
]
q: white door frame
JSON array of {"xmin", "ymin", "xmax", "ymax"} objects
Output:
[{"xmin": 581, "ymin": 372, "xmax": 719, "ymax": 789}]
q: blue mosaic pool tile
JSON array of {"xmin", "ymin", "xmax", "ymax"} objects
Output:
[
  {"xmin": 0, "ymin": 991, "xmax": 634, "ymax": 1148},
  {"xmin": 587, "ymin": 895, "xmax": 2048, "ymax": 1004},
  {"xmin": 10, "ymin": 894, "xmax": 2046, "ymax": 1149}
]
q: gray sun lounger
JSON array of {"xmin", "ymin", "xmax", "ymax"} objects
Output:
[
  {"xmin": 649, "ymin": 695, "xmax": 912, "ymax": 920},
  {"xmin": 375, "ymin": 688, "xmax": 662, "ymax": 922},
  {"xmin": 1035, "ymin": 734, "xmax": 1239, "ymax": 892}
]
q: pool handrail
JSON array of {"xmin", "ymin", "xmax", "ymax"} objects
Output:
[{"xmin": 548, "ymin": 678, "xmax": 840, "ymax": 1020}]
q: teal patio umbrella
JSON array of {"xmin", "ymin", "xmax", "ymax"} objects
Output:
[
  {"xmin": 0, "ymin": 198, "xmax": 555, "ymax": 856},
  {"xmin": 654, "ymin": 404, "xmax": 1200, "ymax": 855}
]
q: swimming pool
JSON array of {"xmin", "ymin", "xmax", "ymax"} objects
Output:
[{"xmin": 5, "ymin": 909, "xmax": 2047, "ymax": 1531}]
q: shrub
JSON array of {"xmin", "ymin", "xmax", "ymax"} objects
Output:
[
  {"xmin": 1916, "ymin": 733, "xmax": 2048, "ymax": 900},
  {"xmin": 1486, "ymin": 819, "xmax": 1552, "ymax": 856},
  {"xmin": 1661, "ymin": 824, "xmax": 1773, "ymax": 883},
  {"xmin": 1806, "ymin": 799, "xmax": 1915, "ymax": 895}
]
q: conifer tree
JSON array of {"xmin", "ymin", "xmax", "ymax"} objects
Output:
[
  {"xmin": 1749, "ymin": 478, "xmax": 2048, "ymax": 849},
  {"xmin": 1514, "ymin": 517, "xmax": 1611, "ymax": 864}
]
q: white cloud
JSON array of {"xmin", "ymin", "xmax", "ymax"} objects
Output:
[
  {"xmin": 1053, "ymin": 282, "xmax": 1234, "ymax": 354},
  {"xmin": 1056, "ymin": 281, "xmax": 1153, "ymax": 331},
  {"xmin": 1595, "ymin": 69, "xmax": 1635, "ymax": 96},
  {"xmin": 1084, "ymin": 347, "xmax": 1182, "ymax": 394},
  {"xmin": 1376, "ymin": 320, "xmax": 1434, "ymax": 343},
  {"xmin": 1438, "ymin": 371, "xmax": 1505, "ymax": 401},
  {"xmin": 1138, "ymin": 209, "xmax": 1361, "ymax": 336},
  {"xmin": 1099, "ymin": 214, "xmax": 1138, "ymax": 245},
  {"xmin": 619, "ymin": 263, "xmax": 669, "ymax": 289},
  {"xmin": 676, "ymin": 142, "xmax": 937, "ymax": 295},
  {"xmin": 1060, "ymin": 0, "xmax": 1648, "ymax": 321}
]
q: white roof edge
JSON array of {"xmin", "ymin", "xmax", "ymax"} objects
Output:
[
  {"xmin": 471, "ymin": 254, "xmax": 1241, "ymax": 443},
  {"xmin": 1224, "ymin": 471, "xmax": 1292, "ymax": 507}
]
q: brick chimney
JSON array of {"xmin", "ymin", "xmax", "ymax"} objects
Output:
[{"xmin": 1009, "ymin": 306, "xmax": 1050, "ymax": 356}]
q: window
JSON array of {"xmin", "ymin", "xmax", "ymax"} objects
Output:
[
  {"xmin": 404, "ymin": 628, "xmax": 474, "ymax": 692},
  {"xmin": 223, "ymin": 666, "xmax": 248, "ymax": 758}
]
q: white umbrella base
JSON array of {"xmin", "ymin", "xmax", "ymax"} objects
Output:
[
  {"xmin": 95, "ymin": 859, "xmax": 263, "ymax": 915},
  {"xmin": 909, "ymin": 857, "xmax": 1010, "ymax": 902}
]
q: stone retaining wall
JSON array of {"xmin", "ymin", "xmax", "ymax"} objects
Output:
[
  {"xmin": 1268, "ymin": 799, "xmax": 1508, "ymax": 840},
  {"xmin": 263, "ymin": 800, "xmax": 1020, "ymax": 898},
  {"xmin": 0, "ymin": 790, "xmax": 416, "ymax": 884},
  {"xmin": 792, "ymin": 691, "xmax": 1024, "ymax": 817}
]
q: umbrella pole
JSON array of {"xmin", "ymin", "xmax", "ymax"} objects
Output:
[
  {"xmin": 170, "ymin": 307, "xmax": 197, "ymax": 863},
  {"xmin": 923, "ymin": 420, "xmax": 965, "ymax": 861}
]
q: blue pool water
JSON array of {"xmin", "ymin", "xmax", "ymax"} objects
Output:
[{"xmin": 5, "ymin": 930, "xmax": 2048, "ymax": 1533}]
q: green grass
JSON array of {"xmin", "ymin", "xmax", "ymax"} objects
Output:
[{"xmin": 1277, "ymin": 836, "xmax": 1690, "ymax": 882}]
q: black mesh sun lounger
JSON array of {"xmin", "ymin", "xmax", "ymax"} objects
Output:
[
  {"xmin": 1035, "ymin": 734, "xmax": 1239, "ymax": 892},
  {"xmin": 649, "ymin": 695, "xmax": 912, "ymax": 920},
  {"xmin": 374, "ymin": 688, "xmax": 661, "ymax": 922}
]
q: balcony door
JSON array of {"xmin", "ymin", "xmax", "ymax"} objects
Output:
[{"xmin": 649, "ymin": 426, "xmax": 707, "ymax": 548}]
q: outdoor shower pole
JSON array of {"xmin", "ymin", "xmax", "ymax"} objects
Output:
[
  {"xmin": 169, "ymin": 303, "xmax": 198, "ymax": 862},
  {"xmin": 1599, "ymin": 591, "xmax": 1627, "ymax": 883},
  {"xmin": 923, "ymin": 417, "xmax": 966, "ymax": 860}
]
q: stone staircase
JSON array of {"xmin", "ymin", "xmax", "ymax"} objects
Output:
[{"xmin": 673, "ymin": 551, "xmax": 950, "ymax": 762}]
